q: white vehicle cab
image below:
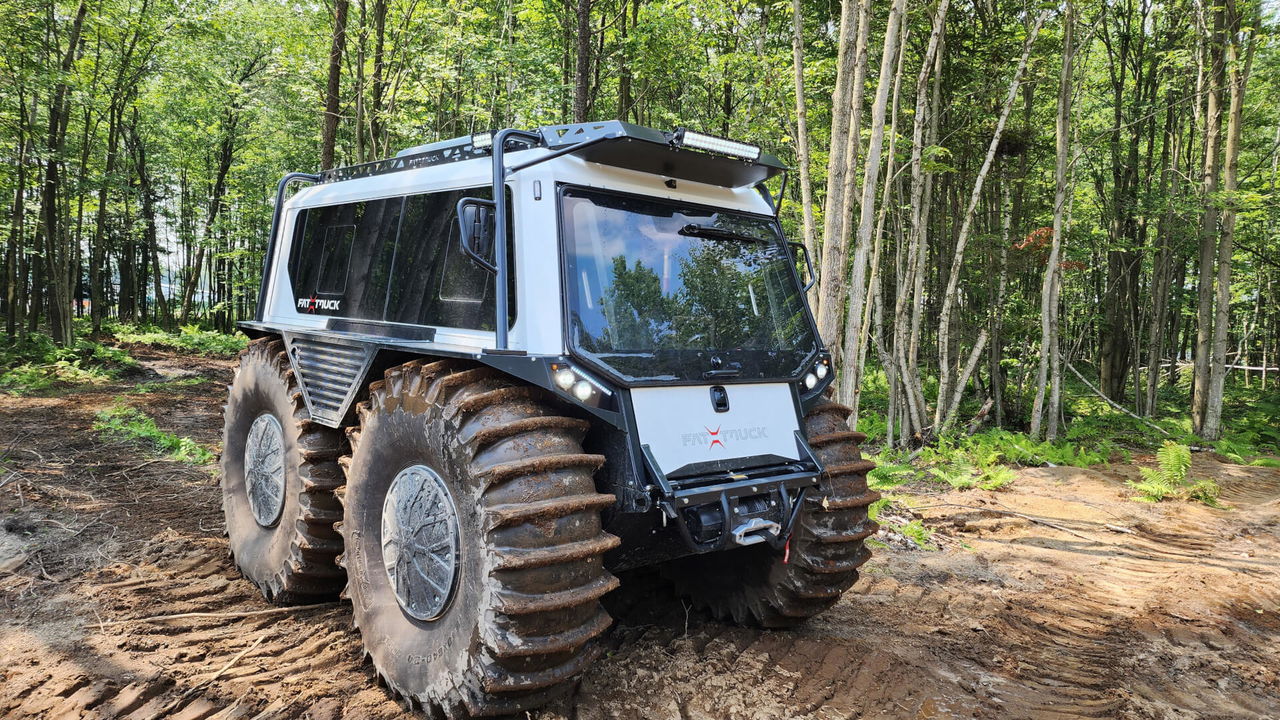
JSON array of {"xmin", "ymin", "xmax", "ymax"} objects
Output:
[{"xmin": 221, "ymin": 122, "xmax": 877, "ymax": 718}]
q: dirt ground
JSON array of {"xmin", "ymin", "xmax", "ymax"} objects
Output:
[{"xmin": 1, "ymin": 347, "xmax": 1277, "ymax": 720}]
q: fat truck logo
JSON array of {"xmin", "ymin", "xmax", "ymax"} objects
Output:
[
  {"xmin": 681, "ymin": 425, "xmax": 769, "ymax": 451},
  {"xmin": 297, "ymin": 296, "xmax": 341, "ymax": 313}
]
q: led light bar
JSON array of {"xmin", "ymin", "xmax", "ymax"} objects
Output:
[
  {"xmin": 672, "ymin": 128, "xmax": 762, "ymax": 161},
  {"xmin": 470, "ymin": 132, "xmax": 493, "ymax": 150}
]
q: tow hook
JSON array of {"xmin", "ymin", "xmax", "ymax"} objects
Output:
[{"xmin": 730, "ymin": 517, "xmax": 781, "ymax": 546}]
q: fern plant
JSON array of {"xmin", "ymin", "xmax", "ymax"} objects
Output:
[{"xmin": 1127, "ymin": 441, "xmax": 1220, "ymax": 506}]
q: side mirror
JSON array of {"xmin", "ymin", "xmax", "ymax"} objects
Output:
[{"xmin": 456, "ymin": 197, "xmax": 497, "ymax": 273}]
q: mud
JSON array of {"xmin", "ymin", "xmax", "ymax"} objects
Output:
[{"xmin": 1, "ymin": 348, "xmax": 1277, "ymax": 719}]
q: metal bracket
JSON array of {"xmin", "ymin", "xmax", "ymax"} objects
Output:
[{"xmin": 731, "ymin": 517, "xmax": 780, "ymax": 547}]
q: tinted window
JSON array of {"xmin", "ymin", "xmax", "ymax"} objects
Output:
[
  {"xmin": 287, "ymin": 187, "xmax": 513, "ymax": 331},
  {"xmin": 288, "ymin": 199, "xmax": 401, "ymax": 318},
  {"xmin": 561, "ymin": 186, "xmax": 817, "ymax": 382}
]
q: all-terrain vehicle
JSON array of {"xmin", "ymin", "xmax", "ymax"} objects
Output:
[{"xmin": 221, "ymin": 122, "xmax": 877, "ymax": 717}]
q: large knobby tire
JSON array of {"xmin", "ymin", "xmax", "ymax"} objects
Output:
[
  {"xmin": 337, "ymin": 360, "xmax": 620, "ymax": 718},
  {"xmin": 662, "ymin": 395, "xmax": 878, "ymax": 627},
  {"xmin": 220, "ymin": 337, "xmax": 347, "ymax": 603}
]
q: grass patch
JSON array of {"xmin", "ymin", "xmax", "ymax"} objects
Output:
[
  {"xmin": 113, "ymin": 323, "xmax": 248, "ymax": 357},
  {"xmin": 93, "ymin": 403, "xmax": 214, "ymax": 464},
  {"xmin": 1127, "ymin": 441, "xmax": 1220, "ymax": 506}
]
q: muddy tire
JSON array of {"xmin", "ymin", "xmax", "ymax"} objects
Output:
[
  {"xmin": 220, "ymin": 337, "xmax": 347, "ymax": 603},
  {"xmin": 337, "ymin": 360, "xmax": 619, "ymax": 718},
  {"xmin": 662, "ymin": 396, "xmax": 878, "ymax": 627}
]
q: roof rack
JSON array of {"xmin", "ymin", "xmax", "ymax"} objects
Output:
[{"xmin": 317, "ymin": 121, "xmax": 787, "ymax": 189}]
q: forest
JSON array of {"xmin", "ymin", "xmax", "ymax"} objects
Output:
[
  {"xmin": 2, "ymin": 0, "xmax": 1279, "ymax": 456},
  {"xmin": 3, "ymin": 2, "xmax": 1280, "ymax": 717}
]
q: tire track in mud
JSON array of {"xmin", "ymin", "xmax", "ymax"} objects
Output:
[{"xmin": 0, "ymin": 535, "xmax": 407, "ymax": 720}]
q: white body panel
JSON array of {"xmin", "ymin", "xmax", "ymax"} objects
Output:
[
  {"xmin": 259, "ymin": 147, "xmax": 776, "ymax": 357},
  {"xmin": 630, "ymin": 383, "xmax": 802, "ymax": 475}
]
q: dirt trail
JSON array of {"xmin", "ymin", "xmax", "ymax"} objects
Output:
[{"xmin": 1, "ymin": 348, "xmax": 1277, "ymax": 719}]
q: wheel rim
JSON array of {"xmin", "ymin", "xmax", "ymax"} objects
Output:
[
  {"xmin": 382, "ymin": 464, "xmax": 460, "ymax": 621},
  {"xmin": 244, "ymin": 412, "xmax": 286, "ymax": 527}
]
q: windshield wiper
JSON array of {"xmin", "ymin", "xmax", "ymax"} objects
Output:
[{"xmin": 679, "ymin": 223, "xmax": 767, "ymax": 244}]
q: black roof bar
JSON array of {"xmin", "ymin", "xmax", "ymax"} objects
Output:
[{"xmin": 316, "ymin": 121, "xmax": 787, "ymax": 189}]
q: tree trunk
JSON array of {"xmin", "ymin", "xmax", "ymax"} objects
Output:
[
  {"xmin": 815, "ymin": 0, "xmax": 871, "ymax": 351},
  {"xmin": 6, "ymin": 88, "xmax": 28, "ymax": 341},
  {"xmin": 38, "ymin": 0, "xmax": 88, "ymax": 347},
  {"xmin": 790, "ymin": 0, "xmax": 817, "ymax": 282},
  {"xmin": 1031, "ymin": 0, "xmax": 1074, "ymax": 439},
  {"xmin": 1192, "ymin": 2, "xmax": 1225, "ymax": 434},
  {"xmin": 90, "ymin": 104, "xmax": 123, "ymax": 334},
  {"xmin": 572, "ymin": 0, "xmax": 592, "ymax": 122},
  {"xmin": 130, "ymin": 116, "xmax": 170, "ymax": 327},
  {"xmin": 837, "ymin": 0, "xmax": 906, "ymax": 410},
  {"xmin": 320, "ymin": 0, "xmax": 349, "ymax": 169},
  {"xmin": 1201, "ymin": 0, "xmax": 1257, "ymax": 440}
]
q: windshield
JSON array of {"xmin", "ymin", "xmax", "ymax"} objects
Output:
[{"xmin": 561, "ymin": 186, "xmax": 818, "ymax": 382}]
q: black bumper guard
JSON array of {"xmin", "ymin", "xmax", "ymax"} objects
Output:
[{"xmin": 642, "ymin": 431, "xmax": 824, "ymax": 553}]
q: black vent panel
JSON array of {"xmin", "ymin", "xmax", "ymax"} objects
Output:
[{"xmin": 285, "ymin": 335, "xmax": 371, "ymax": 427}]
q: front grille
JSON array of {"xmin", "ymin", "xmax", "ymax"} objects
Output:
[{"xmin": 285, "ymin": 335, "xmax": 371, "ymax": 427}]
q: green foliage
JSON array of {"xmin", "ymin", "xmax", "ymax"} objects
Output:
[
  {"xmin": 897, "ymin": 520, "xmax": 939, "ymax": 551},
  {"xmin": 1127, "ymin": 441, "xmax": 1220, "ymax": 506},
  {"xmin": 1, "ymin": 333, "xmax": 138, "ymax": 395},
  {"xmin": 867, "ymin": 457, "xmax": 915, "ymax": 490},
  {"xmin": 866, "ymin": 496, "xmax": 936, "ymax": 551},
  {"xmin": 93, "ymin": 404, "xmax": 214, "ymax": 464},
  {"xmin": 113, "ymin": 325, "xmax": 248, "ymax": 357}
]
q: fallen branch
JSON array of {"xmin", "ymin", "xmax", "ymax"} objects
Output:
[
  {"xmin": 105, "ymin": 459, "xmax": 166, "ymax": 477},
  {"xmin": 1104, "ymin": 523, "xmax": 1136, "ymax": 534},
  {"xmin": 913, "ymin": 502, "xmax": 1093, "ymax": 541},
  {"xmin": 1066, "ymin": 364, "xmax": 1172, "ymax": 437},
  {"xmin": 100, "ymin": 602, "xmax": 337, "ymax": 626},
  {"xmin": 964, "ymin": 397, "xmax": 995, "ymax": 435},
  {"xmin": 153, "ymin": 632, "xmax": 269, "ymax": 717}
]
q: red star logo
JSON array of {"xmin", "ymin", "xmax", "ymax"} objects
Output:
[{"xmin": 706, "ymin": 426, "xmax": 724, "ymax": 449}]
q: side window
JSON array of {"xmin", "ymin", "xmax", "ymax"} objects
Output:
[
  {"xmin": 438, "ymin": 222, "xmax": 487, "ymax": 304},
  {"xmin": 288, "ymin": 198, "xmax": 402, "ymax": 318},
  {"xmin": 386, "ymin": 186, "xmax": 511, "ymax": 330},
  {"xmin": 287, "ymin": 188, "xmax": 512, "ymax": 330}
]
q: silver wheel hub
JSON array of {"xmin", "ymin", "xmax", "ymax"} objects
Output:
[
  {"xmin": 244, "ymin": 413, "xmax": 286, "ymax": 527},
  {"xmin": 382, "ymin": 464, "xmax": 460, "ymax": 621}
]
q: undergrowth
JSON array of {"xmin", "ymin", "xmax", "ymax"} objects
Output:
[
  {"xmin": 112, "ymin": 323, "xmax": 248, "ymax": 357},
  {"xmin": 93, "ymin": 403, "xmax": 214, "ymax": 463},
  {"xmin": 1127, "ymin": 441, "xmax": 1220, "ymax": 506},
  {"xmin": 1, "ymin": 332, "xmax": 138, "ymax": 395}
]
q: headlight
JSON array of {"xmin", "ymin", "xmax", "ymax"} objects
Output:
[
  {"xmin": 815, "ymin": 363, "xmax": 829, "ymax": 379},
  {"xmin": 553, "ymin": 368, "xmax": 576, "ymax": 390},
  {"xmin": 803, "ymin": 373, "xmax": 818, "ymax": 389},
  {"xmin": 549, "ymin": 362, "xmax": 612, "ymax": 408}
]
